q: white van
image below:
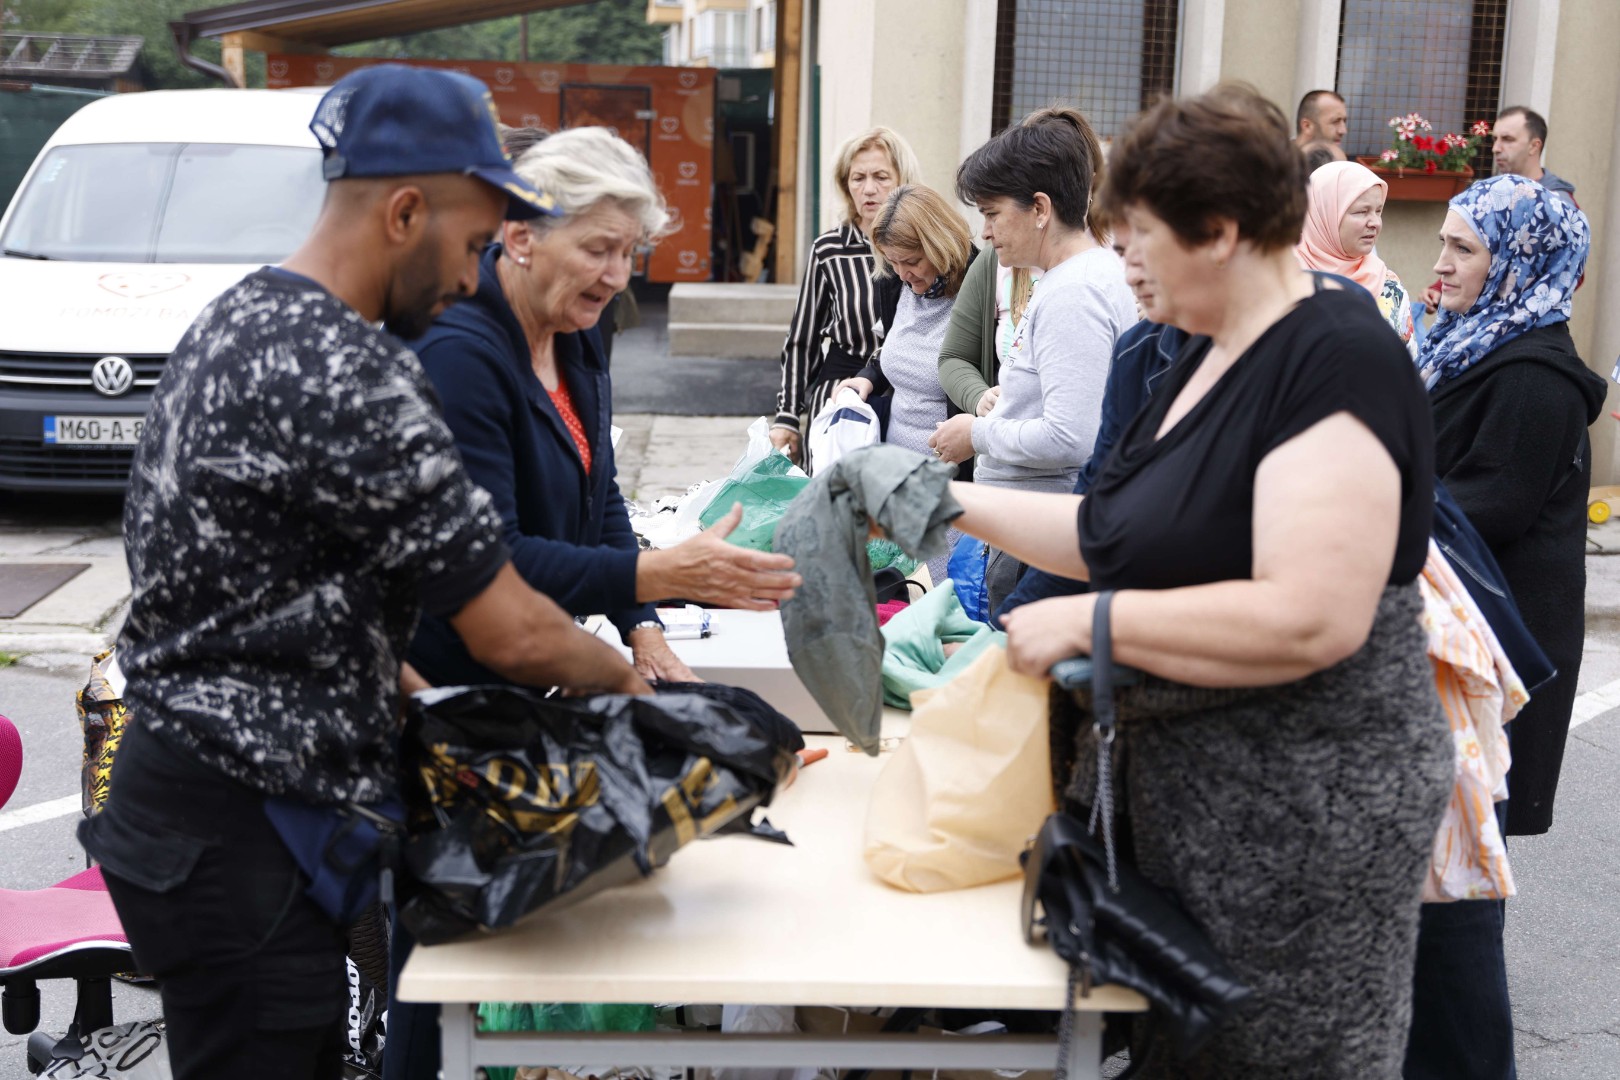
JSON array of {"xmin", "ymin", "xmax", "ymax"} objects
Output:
[{"xmin": 0, "ymin": 88, "xmax": 324, "ymax": 492}]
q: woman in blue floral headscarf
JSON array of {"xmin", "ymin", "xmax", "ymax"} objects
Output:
[{"xmin": 1406, "ymin": 173, "xmax": 1605, "ymax": 1080}]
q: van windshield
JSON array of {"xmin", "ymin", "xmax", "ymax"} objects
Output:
[{"xmin": 0, "ymin": 142, "xmax": 324, "ymax": 263}]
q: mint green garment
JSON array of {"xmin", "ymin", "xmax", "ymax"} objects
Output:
[
  {"xmin": 698, "ymin": 452, "xmax": 810, "ymax": 550},
  {"xmin": 880, "ymin": 583, "xmax": 1005, "ymax": 709}
]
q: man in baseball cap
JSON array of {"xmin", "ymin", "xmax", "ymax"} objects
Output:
[
  {"xmin": 310, "ymin": 63, "xmax": 558, "ymax": 219},
  {"xmin": 81, "ymin": 63, "xmax": 646, "ymax": 1079}
]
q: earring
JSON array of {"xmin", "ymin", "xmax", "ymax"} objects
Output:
[
  {"xmin": 1037, "ymin": 221, "xmax": 1046, "ymax": 230},
  {"xmin": 514, "ymin": 256, "xmax": 529, "ymax": 267}
]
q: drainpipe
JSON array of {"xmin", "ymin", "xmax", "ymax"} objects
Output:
[{"xmin": 168, "ymin": 19, "xmax": 239, "ymax": 87}]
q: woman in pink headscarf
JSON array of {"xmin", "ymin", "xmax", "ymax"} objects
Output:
[{"xmin": 1298, "ymin": 160, "xmax": 1418, "ymax": 357}]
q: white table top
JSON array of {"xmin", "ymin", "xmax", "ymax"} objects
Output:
[
  {"xmin": 592, "ymin": 609, "xmax": 834, "ymax": 733},
  {"xmin": 399, "ymin": 719, "xmax": 1145, "ymax": 1014}
]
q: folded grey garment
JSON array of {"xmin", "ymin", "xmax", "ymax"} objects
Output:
[{"xmin": 774, "ymin": 445, "xmax": 962, "ymax": 754}]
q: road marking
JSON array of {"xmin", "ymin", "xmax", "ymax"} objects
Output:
[
  {"xmin": 1570, "ymin": 675, "xmax": 1620, "ymax": 731},
  {"xmin": 0, "ymin": 793, "xmax": 81, "ymax": 834}
]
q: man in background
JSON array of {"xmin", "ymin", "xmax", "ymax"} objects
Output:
[
  {"xmin": 1295, "ymin": 89, "xmax": 1348, "ymax": 146},
  {"xmin": 1493, "ymin": 105, "xmax": 1576, "ymax": 203}
]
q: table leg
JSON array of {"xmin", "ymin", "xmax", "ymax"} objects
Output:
[{"xmin": 438, "ymin": 1002, "xmax": 477, "ymax": 1080}]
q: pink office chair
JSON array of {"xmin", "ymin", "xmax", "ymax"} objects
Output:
[{"xmin": 0, "ymin": 712, "xmax": 134, "ymax": 1070}]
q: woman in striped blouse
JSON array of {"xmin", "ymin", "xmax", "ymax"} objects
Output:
[{"xmin": 769, "ymin": 126, "xmax": 921, "ymax": 465}]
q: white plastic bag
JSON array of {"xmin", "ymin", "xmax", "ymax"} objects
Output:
[
  {"xmin": 693, "ymin": 417, "xmax": 804, "ymax": 522},
  {"xmin": 727, "ymin": 416, "xmax": 778, "ymax": 481},
  {"xmin": 808, "ymin": 389, "xmax": 880, "ymax": 475}
]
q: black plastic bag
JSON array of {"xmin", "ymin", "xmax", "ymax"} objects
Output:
[{"xmin": 398, "ymin": 682, "xmax": 803, "ymax": 945}]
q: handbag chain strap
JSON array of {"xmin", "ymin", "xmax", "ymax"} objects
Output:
[{"xmin": 1086, "ymin": 590, "xmax": 1121, "ymax": 894}]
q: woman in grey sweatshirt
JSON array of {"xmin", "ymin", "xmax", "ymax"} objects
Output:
[{"xmin": 931, "ymin": 107, "xmax": 1136, "ymax": 607}]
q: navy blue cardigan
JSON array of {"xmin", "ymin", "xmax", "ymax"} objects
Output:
[{"xmin": 407, "ymin": 246, "xmax": 655, "ymax": 687}]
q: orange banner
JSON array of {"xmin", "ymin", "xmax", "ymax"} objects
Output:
[{"xmin": 267, "ymin": 56, "xmax": 715, "ymax": 283}]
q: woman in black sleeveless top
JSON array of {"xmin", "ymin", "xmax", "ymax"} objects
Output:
[{"xmin": 947, "ymin": 85, "xmax": 1450, "ymax": 1078}]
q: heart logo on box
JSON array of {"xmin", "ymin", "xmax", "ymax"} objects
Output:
[
  {"xmin": 269, "ymin": 60, "xmax": 289, "ymax": 78},
  {"xmin": 678, "ymin": 161, "xmax": 697, "ymax": 179},
  {"xmin": 315, "ymin": 61, "xmax": 335, "ymax": 81},
  {"xmin": 522, "ymin": 113, "xmax": 542, "ymax": 127},
  {"xmin": 679, "ymin": 72, "xmax": 698, "ymax": 88},
  {"xmin": 98, "ymin": 272, "xmax": 189, "ymax": 299},
  {"xmin": 678, "ymin": 250, "xmax": 698, "ymax": 268},
  {"xmin": 665, "ymin": 206, "xmax": 683, "ymax": 230},
  {"xmin": 495, "ymin": 68, "xmax": 514, "ymax": 85},
  {"xmin": 540, "ymin": 70, "xmax": 560, "ymax": 88},
  {"xmin": 660, "ymin": 116, "xmax": 680, "ymax": 135}
]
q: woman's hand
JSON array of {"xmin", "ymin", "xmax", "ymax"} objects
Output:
[
  {"xmin": 638, "ymin": 503, "xmax": 801, "ymax": 609},
  {"xmin": 628, "ymin": 626, "xmax": 699, "ymax": 684},
  {"xmin": 928, "ymin": 414, "xmax": 976, "ymax": 465},
  {"xmin": 833, "ymin": 376, "xmax": 875, "ymax": 401},
  {"xmin": 768, "ymin": 425, "xmax": 803, "ymax": 465},
  {"xmin": 975, "ymin": 385, "xmax": 1002, "ymax": 417},
  {"xmin": 1001, "ymin": 593, "xmax": 1094, "ymax": 678}
]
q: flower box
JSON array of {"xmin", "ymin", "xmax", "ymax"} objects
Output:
[{"xmin": 1355, "ymin": 157, "xmax": 1474, "ymax": 202}]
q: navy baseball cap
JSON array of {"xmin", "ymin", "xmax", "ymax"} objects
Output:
[{"xmin": 309, "ymin": 64, "xmax": 558, "ymax": 220}]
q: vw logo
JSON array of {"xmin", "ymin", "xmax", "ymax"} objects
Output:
[{"xmin": 92, "ymin": 356, "xmax": 134, "ymax": 397}]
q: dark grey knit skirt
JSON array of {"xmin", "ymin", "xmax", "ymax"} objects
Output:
[{"xmin": 1058, "ymin": 584, "xmax": 1452, "ymax": 1079}]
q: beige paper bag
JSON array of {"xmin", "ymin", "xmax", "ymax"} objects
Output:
[{"xmin": 863, "ymin": 644, "xmax": 1054, "ymax": 892}]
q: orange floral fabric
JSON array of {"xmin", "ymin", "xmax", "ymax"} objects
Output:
[{"xmin": 1418, "ymin": 540, "xmax": 1525, "ymax": 902}]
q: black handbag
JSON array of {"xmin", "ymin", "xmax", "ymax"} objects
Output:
[{"xmin": 1020, "ymin": 590, "xmax": 1253, "ymax": 1076}]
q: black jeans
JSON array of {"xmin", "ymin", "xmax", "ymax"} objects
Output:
[
  {"xmin": 78, "ymin": 720, "xmax": 348, "ymax": 1080},
  {"xmin": 1403, "ymin": 898, "xmax": 1517, "ymax": 1079},
  {"xmin": 1403, "ymin": 804, "xmax": 1518, "ymax": 1080},
  {"xmin": 382, "ymin": 916, "xmax": 439, "ymax": 1080}
]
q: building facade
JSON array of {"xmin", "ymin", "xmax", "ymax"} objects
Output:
[
  {"xmin": 787, "ymin": 0, "xmax": 1620, "ymax": 480},
  {"xmin": 649, "ymin": 0, "xmax": 777, "ymax": 68}
]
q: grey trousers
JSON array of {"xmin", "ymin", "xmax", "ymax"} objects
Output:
[{"xmin": 984, "ymin": 545, "xmax": 1027, "ymax": 615}]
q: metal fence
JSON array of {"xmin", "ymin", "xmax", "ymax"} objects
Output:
[{"xmin": 990, "ymin": 0, "xmax": 1179, "ymax": 140}]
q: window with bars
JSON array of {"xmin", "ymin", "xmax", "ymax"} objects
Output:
[
  {"xmin": 1336, "ymin": 0, "xmax": 1507, "ymax": 170},
  {"xmin": 990, "ymin": 0, "xmax": 1179, "ymax": 140}
]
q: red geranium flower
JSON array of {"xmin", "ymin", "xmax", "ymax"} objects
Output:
[{"xmin": 1424, "ymin": 160, "xmax": 1438, "ymax": 174}]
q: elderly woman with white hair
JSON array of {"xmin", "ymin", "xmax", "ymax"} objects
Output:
[{"xmin": 389, "ymin": 125, "xmax": 800, "ymax": 1078}]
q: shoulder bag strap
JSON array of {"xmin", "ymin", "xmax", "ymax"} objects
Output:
[{"xmin": 1088, "ymin": 591, "xmax": 1121, "ymax": 892}]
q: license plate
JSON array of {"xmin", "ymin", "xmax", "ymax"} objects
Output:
[{"xmin": 43, "ymin": 415, "xmax": 145, "ymax": 446}]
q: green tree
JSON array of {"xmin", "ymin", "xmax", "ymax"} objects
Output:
[
  {"xmin": 340, "ymin": 0, "xmax": 662, "ymax": 65},
  {"xmin": 7, "ymin": 0, "xmax": 660, "ymax": 90},
  {"xmin": 7, "ymin": 0, "xmax": 227, "ymax": 89}
]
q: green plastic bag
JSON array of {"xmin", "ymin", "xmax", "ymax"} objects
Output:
[
  {"xmin": 697, "ymin": 452, "xmax": 810, "ymax": 551},
  {"xmin": 879, "ymin": 584, "xmax": 1005, "ymax": 709},
  {"xmin": 867, "ymin": 537, "xmax": 919, "ymax": 576},
  {"xmin": 476, "ymin": 1002, "xmax": 656, "ymax": 1080}
]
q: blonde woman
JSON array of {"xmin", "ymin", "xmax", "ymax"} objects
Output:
[
  {"xmin": 833, "ymin": 184, "xmax": 978, "ymax": 580},
  {"xmin": 770, "ymin": 127, "xmax": 921, "ymax": 465}
]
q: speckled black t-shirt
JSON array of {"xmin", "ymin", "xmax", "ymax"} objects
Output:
[{"xmin": 118, "ymin": 268, "xmax": 509, "ymax": 803}]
